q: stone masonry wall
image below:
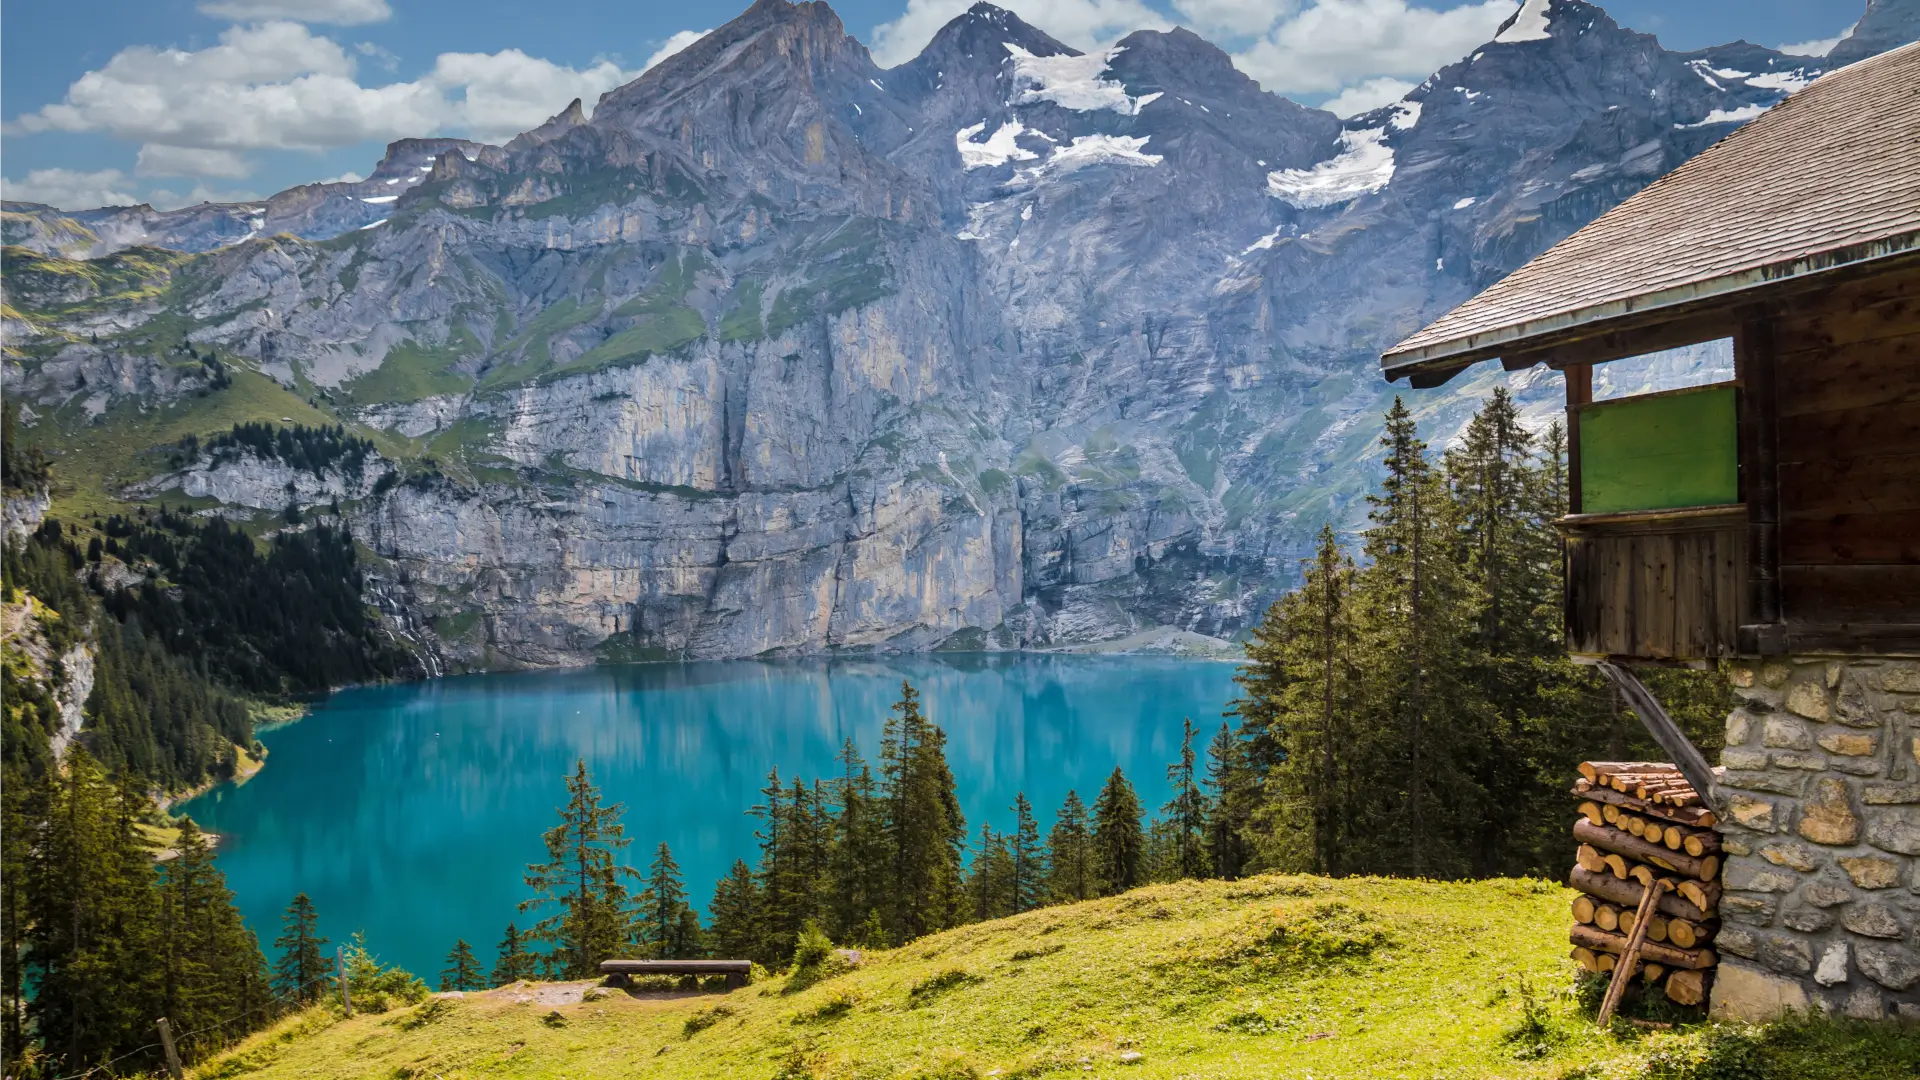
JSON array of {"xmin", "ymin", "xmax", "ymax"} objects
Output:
[{"xmin": 1711, "ymin": 657, "xmax": 1920, "ymax": 1021}]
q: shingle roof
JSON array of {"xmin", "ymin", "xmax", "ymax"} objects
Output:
[{"xmin": 1382, "ymin": 41, "xmax": 1920, "ymax": 381}]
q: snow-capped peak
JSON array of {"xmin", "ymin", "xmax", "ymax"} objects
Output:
[
  {"xmin": 1495, "ymin": 0, "xmax": 1553, "ymax": 44},
  {"xmin": 1003, "ymin": 43, "xmax": 1159, "ymax": 115}
]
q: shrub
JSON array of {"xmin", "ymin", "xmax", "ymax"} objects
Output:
[{"xmin": 342, "ymin": 932, "xmax": 429, "ymax": 1014}]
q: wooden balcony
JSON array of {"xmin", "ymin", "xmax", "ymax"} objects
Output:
[{"xmin": 1558, "ymin": 505, "xmax": 1749, "ymax": 663}]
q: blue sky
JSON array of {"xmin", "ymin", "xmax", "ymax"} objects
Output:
[{"xmin": 0, "ymin": 0, "xmax": 1865, "ymax": 211}]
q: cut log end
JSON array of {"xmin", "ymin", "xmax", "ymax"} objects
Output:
[{"xmin": 1666, "ymin": 968, "xmax": 1708, "ymax": 1006}]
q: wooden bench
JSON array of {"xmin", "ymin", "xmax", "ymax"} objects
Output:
[{"xmin": 599, "ymin": 959, "xmax": 753, "ymax": 990}]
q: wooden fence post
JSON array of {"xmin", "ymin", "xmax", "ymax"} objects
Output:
[
  {"xmin": 337, "ymin": 945, "xmax": 354, "ymax": 1018},
  {"xmin": 155, "ymin": 1017, "xmax": 185, "ymax": 1080}
]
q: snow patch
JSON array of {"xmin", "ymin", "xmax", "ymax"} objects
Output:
[
  {"xmin": 1241, "ymin": 226, "xmax": 1286, "ymax": 256},
  {"xmin": 361, "ymin": 195, "xmax": 398, "ymax": 204},
  {"xmin": 1389, "ymin": 101, "xmax": 1421, "ymax": 131},
  {"xmin": 1495, "ymin": 0, "xmax": 1551, "ymax": 44},
  {"xmin": 1452, "ymin": 196, "xmax": 1476, "ymax": 209},
  {"xmin": 1454, "ymin": 86, "xmax": 1482, "ymax": 101},
  {"xmin": 1266, "ymin": 126, "xmax": 1395, "ymax": 209},
  {"xmin": 1004, "ymin": 44, "xmax": 1156, "ymax": 115},
  {"xmin": 870, "ymin": 78, "xmax": 885, "ymax": 91},
  {"xmin": 956, "ymin": 121, "xmax": 1040, "ymax": 170},
  {"xmin": 359, "ymin": 218, "xmax": 388, "ymax": 230},
  {"xmin": 1676, "ymin": 102, "xmax": 1769, "ymax": 129},
  {"xmin": 1569, "ymin": 163, "xmax": 1607, "ymax": 181},
  {"xmin": 1747, "ymin": 69, "xmax": 1815, "ymax": 93},
  {"xmin": 1009, "ymin": 134, "xmax": 1162, "ymax": 188},
  {"xmin": 1020, "ymin": 204, "xmax": 1032, "ymax": 221},
  {"xmin": 385, "ymin": 178, "xmax": 400, "ymax": 186}
]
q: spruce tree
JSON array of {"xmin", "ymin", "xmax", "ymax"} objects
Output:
[
  {"xmin": 826, "ymin": 739, "xmax": 885, "ymax": 942},
  {"xmin": 641, "ymin": 843, "xmax": 695, "ymax": 959},
  {"xmin": 965, "ymin": 825, "xmax": 1013, "ymax": 922},
  {"xmin": 1162, "ymin": 718, "xmax": 1210, "ymax": 880},
  {"xmin": 27, "ymin": 753, "xmax": 165, "ymax": 1072},
  {"xmin": 1202, "ymin": 724, "xmax": 1257, "ymax": 880},
  {"xmin": 158, "ymin": 819, "xmax": 267, "ymax": 1060},
  {"xmin": 520, "ymin": 760, "xmax": 639, "ymax": 978},
  {"xmin": 1092, "ymin": 768, "xmax": 1145, "ymax": 896},
  {"xmin": 1045, "ymin": 790, "xmax": 1095, "ymax": 904},
  {"xmin": 707, "ymin": 859, "xmax": 761, "ymax": 961},
  {"xmin": 440, "ymin": 939, "xmax": 483, "ymax": 991},
  {"xmin": 1356, "ymin": 397, "xmax": 1479, "ymax": 877},
  {"xmin": 878, "ymin": 681, "xmax": 965, "ymax": 941},
  {"xmin": 272, "ymin": 893, "xmax": 330, "ymax": 1003},
  {"xmin": 492, "ymin": 922, "xmax": 537, "ymax": 986},
  {"xmin": 1006, "ymin": 793, "xmax": 1045, "ymax": 914},
  {"xmin": 1, "ymin": 768, "xmax": 36, "ymax": 1069}
]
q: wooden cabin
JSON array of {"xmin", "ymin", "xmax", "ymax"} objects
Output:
[{"xmin": 1381, "ymin": 41, "xmax": 1920, "ymax": 666}]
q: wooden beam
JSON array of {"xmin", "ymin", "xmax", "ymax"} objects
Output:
[
  {"xmin": 1735, "ymin": 316, "xmax": 1785, "ymax": 653},
  {"xmin": 1597, "ymin": 662, "xmax": 1723, "ymax": 817},
  {"xmin": 1519, "ymin": 310, "xmax": 1736, "ymax": 373}
]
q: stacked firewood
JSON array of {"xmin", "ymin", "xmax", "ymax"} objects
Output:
[{"xmin": 1568, "ymin": 761, "xmax": 1723, "ymax": 1007}]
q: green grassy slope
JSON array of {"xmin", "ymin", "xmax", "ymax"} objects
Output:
[{"xmin": 191, "ymin": 874, "xmax": 1918, "ymax": 1080}]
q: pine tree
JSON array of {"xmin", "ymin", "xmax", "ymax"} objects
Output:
[
  {"xmin": 1202, "ymin": 724, "xmax": 1257, "ymax": 880},
  {"xmin": 878, "ymin": 681, "xmax": 965, "ymax": 941},
  {"xmin": 1162, "ymin": 718, "xmax": 1210, "ymax": 880},
  {"xmin": 707, "ymin": 859, "xmax": 761, "ymax": 961},
  {"xmin": 1006, "ymin": 794, "xmax": 1046, "ymax": 914},
  {"xmin": 272, "ymin": 893, "xmax": 329, "ymax": 1003},
  {"xmin": 492, "ymin": 922, "xmax": 537, "ymax": 986},
  {"xmin": 439, "ymin": 939, "xmax": 483, "ymax": 991},
  {"xmin": 1045, "ymin": 790, "xmax": 1095, "ymax": 904},
  {"xmin": 1092, "ymin": 767, "xmax": 1145, "ymax": 896},
  {"xmin": 520, "ymin": 760, "xmax": 639, "ymax": 979}
]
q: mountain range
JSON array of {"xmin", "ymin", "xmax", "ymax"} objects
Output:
[{"xmin": 3, "ymin": 0, "xmax": 1915, "ymax": 668}]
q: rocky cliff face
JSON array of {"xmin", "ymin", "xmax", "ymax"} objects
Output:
[{"xmin": 2, "ymin": 0, "xmax": 1911, "ymax": 667}]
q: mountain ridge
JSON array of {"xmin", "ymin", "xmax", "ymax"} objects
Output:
[{"xmin": 2, "ymin": 0, "xmax": 1911, "ymax": 668}]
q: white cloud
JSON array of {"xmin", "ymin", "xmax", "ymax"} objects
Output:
[
  {"xmin": 316, "ymin": 171, "xmax": 365, "ymax": 184},
  {"xmin": 427, "ymin": 50, "xmax": 634, "ymax": 144},
  {"xmin": 1233, "ymin": 0, "xmax": 1513, "ymax": 96},
  {"xmin": 1171, "ymin": 0, "xmax": 1297, "ymax": 37},
  {"xmin": 1, "ymin": 168, "xmax": 142, "ymax": 210},
  {"xmin": 136, "ymin": 144, "xmax": 252, "ymax": 178},
  {"xmin": 197, "ymin": 0, "xmax": 392, "ymax": 24},
  {"xmin": 1320, "ymin": 76, "xmax": 1416, "ymax": 117},
  {"xmin": 1777, "ymin": 34, "xmax": 1843, "ymax": 58},
  {"xmin": 8, "ymin": 21, "xmax": 638, "ymax": 178},
  {"xmin": 868, "ymin": 0, "xmax": 1171, "ymax": 68},
  {"xmin": 642, "ymin": 30, "xmax": 710, "ymax": 73}
]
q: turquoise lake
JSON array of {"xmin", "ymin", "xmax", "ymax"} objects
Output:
[{"xmin": 181, "ymin": 655, "xmax": 1241, "ymax": 978}]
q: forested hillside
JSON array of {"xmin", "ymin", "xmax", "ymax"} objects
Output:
[{"xmin": 1, "ymin": 418, "xmax": 416, "ymax": 1075}]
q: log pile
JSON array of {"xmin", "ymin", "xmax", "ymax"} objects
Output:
[{"xmin": 1568, "ymin": 762, "xmax": 1721, "ymax": 1008}]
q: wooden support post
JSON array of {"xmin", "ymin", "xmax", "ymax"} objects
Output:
[
  {"xmin": 1734, "ymin": 317, "xmax": 1783, "ymax": 652},
  {"xmin": 156, "ymin": 1017, "xmax": 185, "ymax": 1080},
  {"xmin": 1598, "ymin": 879, "xmax": 1671, "ymax": 1025},
  {"xmin": 1565, "ymin": 362, "xmax": 1593, "ymax": 515},
  {"xmin": 337, "ymin": 945, "xmax": 353, "ymax": 1018},
  {"xmin": 1597, "ymin": 662, "xmax": 1722, "ymax": 816}
]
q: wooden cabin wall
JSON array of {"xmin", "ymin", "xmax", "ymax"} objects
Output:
[{"xmin": 1769, "ymin": 266, "xmax": 1920, "ymax": 643}]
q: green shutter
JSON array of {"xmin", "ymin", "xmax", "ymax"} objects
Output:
[{"xmin": 1578, "ymin": 384, "xmax": 1739, "ymax": 514}]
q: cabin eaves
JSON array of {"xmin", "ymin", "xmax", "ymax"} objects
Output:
[{"xmin": 1381, "ymin": 40, "xmax": 1920, "ymax": 384}]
